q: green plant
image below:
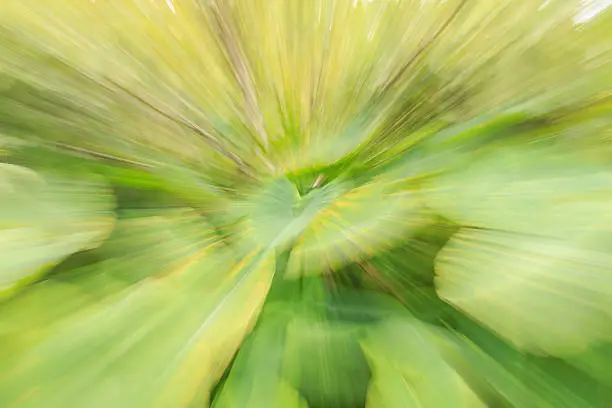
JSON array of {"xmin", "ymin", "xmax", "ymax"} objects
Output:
[{"xmin": 1, "ymin": 0, "xmax": 612, "ymax": 407}]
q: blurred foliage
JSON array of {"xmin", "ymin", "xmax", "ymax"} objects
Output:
[{"xmin": 1, "ymin": 0, "xmax": 612, "ymax": 407}]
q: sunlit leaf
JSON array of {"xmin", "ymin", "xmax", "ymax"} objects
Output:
[
  {"xmin": 0, "ymin": 211, "xmax": 275, "ymax": 408},
  {"xmin": 436, "ymin": 227, "xmax": 612, "ymax": 356},
  {"xmin": 361, "ymin": 317, "xmax": 485, "ymax": 408},
  {"xmin": 212, "ymin": 323, "xmax": 307, "ymax": 408},
  {"xmin": 423, "ymin": 144, "xmax": 612, "ymax": 239},
  {"xmin": 234, "ymin": 177, "xmax": 344, "ymax": 250},
  {"xmin": 0, "ymin": 164, "xmax": 115, "ymax": 299},
  {"xmin": 282, "ymin": 318, "xmax": 371, "ymax": 408},
  {"xmin": 286, "ymin": 176, "xmax": 431, "ymax": 277},
  {"xmin": 431, "ymin": 314, "xmax": 610, "ymax": 408}
]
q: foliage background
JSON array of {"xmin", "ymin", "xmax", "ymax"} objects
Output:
[{"xmin": 1, "ymin": 0, "xmax": 612, "ymax": 407}]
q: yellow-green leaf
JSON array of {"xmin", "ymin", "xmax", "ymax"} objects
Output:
[
  {"xmin": 0, "ymin": 164, "xmax": 115, "ymax": 299},
  {"xmin": 361, "ymin": 317, "xmax": 485, "ymax": 408},
  {"xmin": 286, "ymin": 177, "xmax": 431, "ymax": 277},
  {"xmin": 435, "ymin": 227, "xmax": 612, "ymax": 356},
  {"xmin": 0, "ymin": 211, "xmax": 275, "ymax": 408}
]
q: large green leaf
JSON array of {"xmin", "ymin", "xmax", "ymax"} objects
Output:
[
  {"xmin": 435, "ymin": 227, "xmax": 612, "ymax": 356},
  {"xmin": 0, "ymin": 210, "xmax": 275, "ymax": 408},
  {"xmin": 215, "ymin": 277, "xmax": 379, "ymax": 408},
  {"xmin": 431, "ymin": 314, "xmax": 611, "ymax": 408},
  {"xmin": 0, "ymin": 209, "xmax": 225, "ymax": 358},
  {"xmin": 423, "ymin": 144, "xmax": 612, "ymax": 239},
  {"xmin": 233, "ymin": 177, "xmax": 344, "ymax": 250},
  {"xmin": 361, "ymin": 317, "xmax": 485, "ymax": 408},
  {"xmin": 286, "ymin": 176, "xmax": 431, "ymax": 277},
  {"xmin": 0, "ymin": 164, "xmax": 115, "ymax": 299},
  {"xmin": 282, "ymin": 318, "xmax": 371, "ymax": 408},
  {"xmin": 212, "ymin": 322, "xmax": 307, "ymax": 408}
]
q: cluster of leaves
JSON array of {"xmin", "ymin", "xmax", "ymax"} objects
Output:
[{"xmin": 1, "ymin": 0, "xmax": 612, "ymax": 407}]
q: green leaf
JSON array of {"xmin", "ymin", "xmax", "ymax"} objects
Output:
[
  {"xmin": 435, "ymin": 227, "xmax": 612, "ymax": 356},
  {"xmin": 0, "ymin": 164, "xmax": 115, "ymax": 299},
  {"xmin": 212, "ymin": 323, "xmax": 308, "ymax": 408},
  {"xmin": 432, "ymin": 315, "xmax": 609, "ymax": 408},
  {"xmin": 361, "ymin": 317, "xmax": 485, "ymax": 408},
  {"xmin": 235, "ymin": 177, "xmax": 348, "ymax": 252},
  {"xmin": 0, "ymin": 209, "xmax": 225, "ymax": 358},
  {"xmin": 282, "ymin": 317, "xmax": 371, "ymax": 408},
  {"xmin": 286, "ymin": 176, "xmax": 431, "ymax": 277},
  {"xmin": 423, "ymin": 144, "xmax": 612, "ymax": 239},
  {"xmin": 0, "ymin": 210, "xmax": 276, "ymax": 408}
]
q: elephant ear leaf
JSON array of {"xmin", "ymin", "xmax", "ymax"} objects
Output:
[
  {"xmin": 286, "ymin": 176, "xmax": 431, "ymax": 278},
  {"xmin": 234, "ymin": 176, "xmax": 351, "ymax": 253},
  {"xmin": 0, "ymin": 210, "xmax": 276, "ymax": 408},
  {"xmin": 212, "ymin": 323, "xmax": 308, "ymax": 408},
  {"xmin": 435, "ymin": 227, "xmax": 612, "ymax": 357},
  {"xmin": 424, "ymin": 144, "xmax": 612, "ymax": 356},
  {"xmin": 423, "ymin": 144, "xmax": 612, "ymax": 239},
  {"xmin": 361, "ymin": 317, "xmax": 485, "ymax": 408},
  {"xmin": 281, "ymin": 317, "xmax": 371, "ymax": 408},
  {"xmin": 235, "ymin": 177, "xmax": 332, "ymax": 249},
  {"xmin": 0, "ymin": 164, "xmax": 115, "ymax": 299}
]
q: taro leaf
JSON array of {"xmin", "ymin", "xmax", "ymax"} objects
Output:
[
  {"xmin": 282, "ymin": 318, "xmax": 371, "ymax": 408},
  {"xmin": 0, "ymin": 209, "xmax": 230, "ymax": 358},
  {"xmin": 434, "ymin": 314, "xmax": 612, "ymax": 408},
  {"xmin": 361, "ymin": 317, "xmax": 485, "ymax": 408},
  {"xmin": 234, "ymin": 178, "xmax": 331, "ymax": 248},
  {"xmin": 234, "ymin": 177, "xmax": 347, "ymax": 251},
  {"xmin": 0, "ymin": 210, "xmax": 275, "ymax": 408},
  {"xmin": 212, "ymin": 322, "xmax": 308, "ymax": 408},
  {"xmin": 435, "ymin": 227, "xmax": 612, "ymax": 356},
  {"xmin": 0, "ymin": 164, "xmax": 115, "ymax": 299},
  {"xmin": 379, "ymin": 107, "xmax": 532, "ymax": 181},
  {"xmin": 423, "ymin": 144, "xmax": 612, "ymax": 240},
  {"xmin": 261, "ymin": 278, "xmax": 374, "ymax": 408},
  {"xmin": 286, "ymin": 176, "xmax": 431, "ymax": 277}
]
